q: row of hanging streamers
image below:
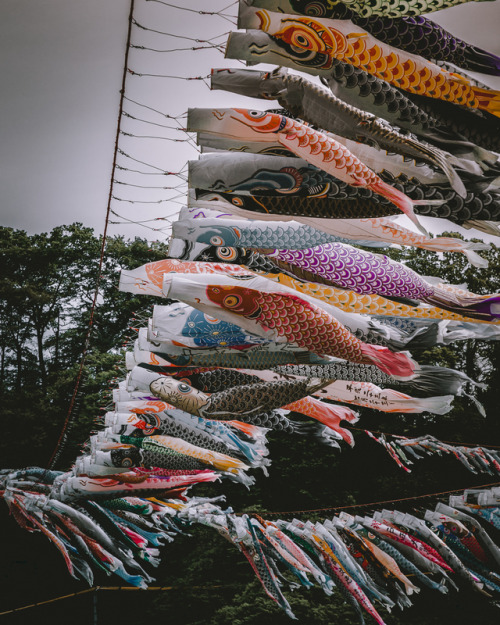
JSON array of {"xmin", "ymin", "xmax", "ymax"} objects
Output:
[{"xmin": 7, "ymin": 0, "xmax": 500, "ymax": 619}]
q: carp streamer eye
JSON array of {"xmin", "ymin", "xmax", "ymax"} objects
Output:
[
  {"xmin": 248, "ymin": 110, "xmax": 266, "ymax": 118},
  {"xmin": 223, "ymin": 294, "xmax": 243, "ymax": 309},
  {"xmin": 210, "ymin": 235, "xmax": 223, "ymax": 245},
  {"xmin": 216, "ymin": 247, "xmax": 238, "ymax": 261},
  {"xmin": 231, "ymin": 197, "xmax": 244, "ymax": 207},
  {"xmin": 177, "ymin": 383, "xmax": 192, "ymax": 394},
  {"xmin": 121, "ymin": 457, "xmax": 134, "ymax": 468},
  {"xmin": 292, "ymin": 32, "xmax": 312, "ymax": 48}
]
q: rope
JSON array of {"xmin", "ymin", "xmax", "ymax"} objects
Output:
[
  {"xmin": 244, "ymin": 480, "xmax": 500, "ymax": 518},
  {"xmin": 143, "ymin": 0, "xmax": 237, "ymax": 24},
  {"xmin": 123, "ymin": 96, "xmax": 187, "ymax": 120},
  {"xmin": 46, "ymin": 0, "xmax": 136, "ymax": 470},
  {"xmin": 127, "ymin": 69, "xmax": 210, "ymax": 80},
  {"xmin": 0, "ymin": 585, "xmax": 232, "ymax": 617},
  {"xmin": 132, "ymin": 18, "xmax": 229, "ymax": 41}
]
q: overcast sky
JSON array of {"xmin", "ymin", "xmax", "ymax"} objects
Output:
[{"xmin": 1, "ymin": 0, "xmax": 500, "ymax": 243}]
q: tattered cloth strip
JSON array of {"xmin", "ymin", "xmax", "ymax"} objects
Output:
[
  {"xmin": 365, "ymin": 431, "xmax": 500, "ymax": 475},
  {"xmin": 162, "ymin": 272, "xmax": 420, "ymax": 379},
  {"xmin": 187, "ymin": 108, "xmax": 442, "ymax": 234},
  {"xmin": 225, "ymin": 29, "xmax": 500, "ymax": 157},
  {"xmin": 246, "ymin": 0, "xmax": 493, "ymax": 19},
  {"xmin": 210, "ymin": 67, "xmax": 467, "ymax": 196},
  {"xmin": 249, "ymin": 0, "xmax": 500, "ymax": 74},
  {"xmin": 5, "ymin": 478, "xmax": 500, "ymax": 616},
  {"xmin": 262, "ymin": 243, "xmax": 500, "ymax": 321},
  {"xmin": 238, "ymin": 5, "xmax": 500, "ymax": 117}
]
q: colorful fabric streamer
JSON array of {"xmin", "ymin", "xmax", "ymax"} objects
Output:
[
  {"xmin": 211, "ymin": 67, "xmax": 467, "ymax": 196},
  {"xmin": 249, "ymin": 0, "xmax": 500, "ymax": 74},
  {"xmin": 238, "ymin": 5, "xmax": 500, "ymax": 117},
  {"xmin": 262, "ymin": 243, "xmax": 500, "ymax": 321},
  {"xmin": 225, "ymin": 29, "xmax": 500, "ymax": 158},
  {"xmin": 163, "ymin": 272, "xmax": 419, "ymax": 378},
  {"xmin": 366, "ymin": 431, "xmax": 500, "ymax": 474},
  {"xmin": 187, "ymin": 107, "xmax": 444, "ymax": 233}
]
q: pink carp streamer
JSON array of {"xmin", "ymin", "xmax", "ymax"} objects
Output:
[{"xmin": 187, "ymin": 108, "xmax": 442, "ymax": 234}]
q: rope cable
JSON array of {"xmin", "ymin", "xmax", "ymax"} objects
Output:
[{"xmin": 46, "ymin": 0, "xmax": 136, "ymax": 470}]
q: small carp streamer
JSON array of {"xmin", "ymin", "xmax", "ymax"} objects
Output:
[
  {"xmin": 3, "ymin": 476, "xmax": 500, "ymax": 616},
  {"xmin": 365, "ymin": 431, "xmax": 500, "ymax": 474}
]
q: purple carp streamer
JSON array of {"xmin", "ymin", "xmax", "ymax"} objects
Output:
[
  {"xmin": 263, "ymin": 243, "xmax": 500, "ymax": 321},
  {"xmin": 248, "ymin": 0, "xmax": 494, "ymax": 19},
  {"xmin": 249, "ymin": 0, "xmax": 500, "ymax": 74}
]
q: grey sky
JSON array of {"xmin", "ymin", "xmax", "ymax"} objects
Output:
[{"xmin": 1, "ymin": 0, "xmax": 500, "ymax": 242}]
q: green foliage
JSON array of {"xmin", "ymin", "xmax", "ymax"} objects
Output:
[
  {"xmin": 0, "ymin": 223, "xmax": 168, "ymax": 467},
  {"xmin": 0, "ymin": 226, "xmax": 500, "ymax": 624}
]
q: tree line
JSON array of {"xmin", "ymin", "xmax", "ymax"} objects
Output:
[{"xmin": 0, "ymin": 224, "xmax": 499, "ymax": 624}]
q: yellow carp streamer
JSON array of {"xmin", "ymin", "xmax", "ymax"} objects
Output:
[
  {"xmin": 246, "ymin": 8, "xmax": 500, "ymax": 117},
  {"xmin": 262, "ymin": 271, "xmax": 500, "ymax": 324},
  {"xmin": 146, "ymin": 435, "xmax": 249, "ymax": 473}
]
